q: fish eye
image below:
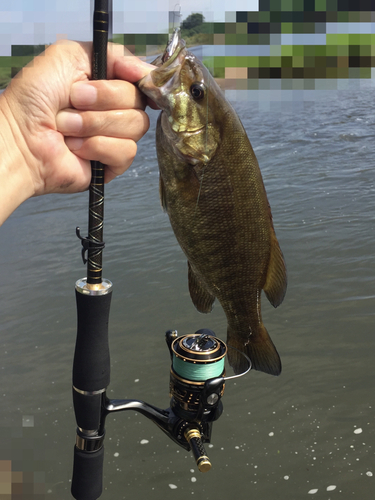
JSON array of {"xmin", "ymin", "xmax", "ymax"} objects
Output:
[{"xmin": 190, "ymin": 83, "xmax": 205, "ymax": 100}]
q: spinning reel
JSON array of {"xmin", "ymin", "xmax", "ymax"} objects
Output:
[{"xmin": 165, "ymin": 329, "xmax": 227, "ymax": 472}]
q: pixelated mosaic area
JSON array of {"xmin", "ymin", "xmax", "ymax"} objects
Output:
[{"xmin": 121, "ymin": 0, "xmax": 375, "ymax": 87}]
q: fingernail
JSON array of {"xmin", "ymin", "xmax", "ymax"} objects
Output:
[
  {"xmin": 71, "ymin": 82, "xmax": 97, "ymax": 107},
  {"xmin": 65, "ymin": 137, "xmax": 84, "ymax": 151},
  {"xmin": 56, "ymin": 111, "xmax": 83, "ymax": 133}
]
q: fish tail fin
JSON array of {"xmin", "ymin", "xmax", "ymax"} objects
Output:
[{"xmin": 227, "ymin": 323, "xmax": 281, "ymax": 376}]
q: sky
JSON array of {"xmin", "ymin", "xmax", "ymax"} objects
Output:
[
  {"xmin": 0, "ymin": 0, "xmax": 259, "ymax": 55},
  {"xmin": 1, "ymin": 1, "xmax": 373, "ymax": 57}
]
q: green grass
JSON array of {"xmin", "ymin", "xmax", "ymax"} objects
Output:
[{"xmin": 0, "ymin": 55, "xmax": 35, "ymax": 89}]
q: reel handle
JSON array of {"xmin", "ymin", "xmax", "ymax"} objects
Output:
[{"xmin": 184, "ymin": 428, "xmax": 212, "ymax": 473}]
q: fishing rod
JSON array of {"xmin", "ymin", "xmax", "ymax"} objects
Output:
[
  {"xmin": 71, "ymin": 1, "xmax": 111, "ymax": 499},
  {"xmin": 70, "ymin": 8, "xmax": 251, "ymax": 499}
]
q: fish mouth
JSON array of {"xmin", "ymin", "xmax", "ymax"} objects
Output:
[
  {"xmin": 139, "ymin": 29, "xmax": 208, "ymax": 139},
  {"xmin": 138, "ymin": 29, "xmax": 187, "ymax": 106}
]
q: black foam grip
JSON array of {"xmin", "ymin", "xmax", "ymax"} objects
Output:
[
  {"xmin": 73, "ymin": 290, "xmax": 112, "ymax": 392},
  {"xmin": 71, "ymin": 446, "xmax": 104, "ymax": 500}
]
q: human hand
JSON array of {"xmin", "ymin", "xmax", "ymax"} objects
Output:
[{"xmin": 0, "ymin": 40, "xmax": 155, "ymax": 224}]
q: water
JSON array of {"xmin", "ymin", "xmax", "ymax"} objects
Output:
[{"xmin": 1, "ymin": 79, "xmax": 374, "ymax": 499}]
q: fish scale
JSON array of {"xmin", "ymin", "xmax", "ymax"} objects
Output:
[{"xmin": 138, "ymin": 29, "xmax": 287, "ymax": 376}]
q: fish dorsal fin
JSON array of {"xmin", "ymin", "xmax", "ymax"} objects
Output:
[
  {"xmin": 263, "ymin": 230, "xmax": 287, "ymax": 308},
  {"xmin": 188, "ymin": 262, "xmax": 216, "ymax": 313},
  {"xmin": 159, "ymin": 174, "xmax": 167, "ymax": 212}
]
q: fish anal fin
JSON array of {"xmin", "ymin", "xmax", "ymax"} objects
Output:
[
  {"xmin": 159, "ymin": 174, "xmax": 167, "ymax": 212},
  {"xmin": 188, "ymin": 262, "xmax": 215, "ymax": 313},
  {"xmin": 227, "ymin": 323, "xmax": 281, "ymax": 376},
  {"xmin": 263, "ymin": 230, "xmax": 287, "ymax": 308}
]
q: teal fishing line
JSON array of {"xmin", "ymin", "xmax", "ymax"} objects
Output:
[{"xmin": 173, "ymin": 354, "xmax": 224, "ymax": 381}]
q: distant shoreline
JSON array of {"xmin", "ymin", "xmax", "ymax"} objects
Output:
[{"xmin": 1, "ymin": 34, "xmax": 374, "ymax": 90}]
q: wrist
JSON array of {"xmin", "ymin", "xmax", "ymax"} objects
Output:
[{"xmin": 0, "ymin": 91, "xmax": 35, "ymax": 225}]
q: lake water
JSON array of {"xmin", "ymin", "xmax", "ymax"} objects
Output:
[{"xmin": 0, "ymin": 78, "xmax": 374, "ymax": 499}]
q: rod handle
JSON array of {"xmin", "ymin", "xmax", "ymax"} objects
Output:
[
  {"xmin": 184, "ymin": 428, "xmax": 212, "ymax": 473},
  {"xmin": 71, "ymin": 446, "xmax": 104, "ymax": 500},
  {"xmin": 73, "ymin": 281, "xmax": 112, "ymax": 394}
]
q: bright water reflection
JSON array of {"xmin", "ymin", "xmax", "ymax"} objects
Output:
[{"xmin": 0, "ymin": 79, "xmax": 374, "ymax": 499}]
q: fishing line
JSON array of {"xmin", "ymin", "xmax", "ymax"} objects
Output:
[
  {"xmin": 173, "ymin": 354, "xmax": 225, "ymax": 380},
  {"xmin": 194, "ymin": 165, "xmax": 206, "ymax": 217},
  {"xmin": 193, "ymin": 72, "xmax": 211, "ymax": 217},
  {"xmin": 172, "ymin": 4, "xmax": 181, "ymax": 31}
]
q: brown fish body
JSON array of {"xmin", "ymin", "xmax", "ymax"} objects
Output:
[{"xmin": 139, "ymin": 31, "xmax": 287, "ymax": 375}]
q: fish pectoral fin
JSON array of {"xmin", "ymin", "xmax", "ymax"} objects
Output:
[
  {"xmin": 227, "ymin": 324, "xmax": 281, "ymax": 376},
  {"xmin": 159, "ymin": 174, "xmax": 167, "ymax": 212},
  {"xmin": 263, "ymin": 230, "xmax": 287, "ymax": 308},
  {"xmin": 188, "ymin": 262, "xmax": 215, "ymax": 313}
]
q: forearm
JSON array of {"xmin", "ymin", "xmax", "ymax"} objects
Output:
[{"xmin": 0, "ymin": 92, "xmax": 35, "ymax": 226}]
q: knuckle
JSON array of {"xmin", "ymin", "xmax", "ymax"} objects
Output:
[
  {"xmin": 94, "ymin": 135, "xmax": 106, "ymax": 152},
  {"xmin": 126, "ymin": 140, "xmax": 137, "ymax": 162},
  {"xmin": 140, "ymin": 110, "xmax": 150, "ymax": 133},
  {"xmin": 130, "ymin": 110, "xmax": 150, "ymax": 138}
]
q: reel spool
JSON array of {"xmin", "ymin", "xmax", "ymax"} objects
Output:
[{"xmin": 169, "ymin": 331, "xmax": 227, "ymax": 420}]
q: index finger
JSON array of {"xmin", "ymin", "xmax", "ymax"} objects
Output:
[
  {"xmin": 108, "ymin": 45, "xmax": 160, "ymax": 110},
  {"xmin": 107, "ymin": 42, "xmax": 155, "ymax": 82},
  {"xmin": 70, "ymin": 43, "xmax": 158, "ymax": 112},
  {"xmin": 70, "ymin": 79, "xmax": 147, "ymax": 111}
]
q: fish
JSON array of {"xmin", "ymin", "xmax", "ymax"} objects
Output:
[{"xmin": 138, "ymin": 29, "xmax": 287, "ymax": 376}]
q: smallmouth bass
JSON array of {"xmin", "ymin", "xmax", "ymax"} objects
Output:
[{"xmin": 138, "ymin": 29, "xmax": 287, "ymax": 376}]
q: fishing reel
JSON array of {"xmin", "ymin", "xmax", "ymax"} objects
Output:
[
  {"xmin": 164, "ymin": 329, "xmax": 227, "ymax": 472},
  {"xmin": 71, "ymin": 288, "xmax": 251, "ymax": 500}
]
